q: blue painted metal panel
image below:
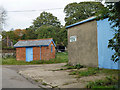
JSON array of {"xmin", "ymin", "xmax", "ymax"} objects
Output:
[
  {"xmin": 14, "ymin": 45, "xmax": 48, "ymax": 48},
  {"xmin": 97, "ymin": 18, "xmax": 120, "ymax": 69},
  {"xmin": 51, "ymin": 45, "xmax": 53, "ymax": 52},
  {"xmin": 26, "ymin": 47, "xmax": 33, "ymax": 62},
  {"xmin": 40, "ymin": 46, "xmax": 41, "ymax": 60}
]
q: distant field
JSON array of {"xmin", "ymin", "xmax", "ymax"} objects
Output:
[{"xmin": 2, "ymin": 52, "xmax": 68, "ymax": 65}]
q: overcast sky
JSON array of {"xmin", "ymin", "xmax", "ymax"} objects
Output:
[{"xmin": 0, "ymin": 0, "xmax": 95, "ymax": 31}]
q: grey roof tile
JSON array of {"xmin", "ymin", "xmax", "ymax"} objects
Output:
[{"xmin": 14, "ymin": 38, "xmax": 54, "ymax": 47}]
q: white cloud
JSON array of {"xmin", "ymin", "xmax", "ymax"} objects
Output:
[{"xmin": 1, "ymin": 0, "xmax": 95, "ymax": 31}]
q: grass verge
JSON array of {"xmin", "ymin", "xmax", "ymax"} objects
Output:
[
  {"xmin": 69, "ymin": 67, "xmax": 120, "ymax": 77},
  {"xmin": 69, "ymin": 67, "xmax": 99, "ymax": 76},
  {"xmin": 86, "ymin": 76, "xmax": 118, "ymax": 89},
  {"xmin": 2, "ymin": 52, "xmax": 68, "ymax": 65}
]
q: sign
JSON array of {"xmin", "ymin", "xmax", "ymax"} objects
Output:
[{"xmin": 70, "ymin": 36, "xmax": 77, "ymax": 42}]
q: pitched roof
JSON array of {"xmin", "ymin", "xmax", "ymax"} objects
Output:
[
  {"xmin": 66, "ymin": 16, "xmax": 96, "ymax": 29},
  {"xmin": 14, "ymin": 38, "xmax": 56, "ymax": 47}
]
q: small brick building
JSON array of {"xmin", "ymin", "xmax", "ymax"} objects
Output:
[{"xmin": 14, "ymin": 38, "xmax": 56, "ymax": 62}]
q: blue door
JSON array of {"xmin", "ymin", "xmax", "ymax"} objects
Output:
[{"xmin": 26, "ymin": 47, "xmax": 33, "ymax": 62}]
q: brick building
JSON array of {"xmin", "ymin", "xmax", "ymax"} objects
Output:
[{"xmin": 14, "ymin": 38, "xmax": 56, "ymax": 62}]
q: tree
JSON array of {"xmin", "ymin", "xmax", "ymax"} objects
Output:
[
  {"xmin": 35, "ymin": 25, "xmax": 67, "ymax": 46},
  {"xmin": 106, "ymin": 2, "xmax": 120, "ymax": 62},
  {"xmin": 28, "ymin": 11, "xmax": 67, "ymax": 46},
  {"xmin": 2, "ymin": 30, "xmax": 16, "ymax": 48},
  {"xmin": 96, "ymin": 1, "xmax": 120, "ymax": 62},
  {"xmin": 24, "ymin": 27, "xmax": 38, "ymax": 39},
  {"xmin": 57, "ymin": 27, "xmax": 67, "ymax": 46},
  {"xmin": 32, "ymin": 11, "xmax": 61, "ymax": 29},
  {"xmin": 2, "ymin": 29, "xmax": 27, "ymax": 48},
  {"xmin": 64, "ymin": 2, "xmax": 106, "ymax": 26},
  {"xmin": 0, "ymin": 7, "xmax": 7, "ymax": 30}
]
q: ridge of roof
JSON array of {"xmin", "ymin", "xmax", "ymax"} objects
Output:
[
  {"xmin": 66, "ymin": 16, "xmax": 96, "ymax": 29},
  {"xmin": 19, "ymin": 38, "xmax": 53, "ymax": 41}
]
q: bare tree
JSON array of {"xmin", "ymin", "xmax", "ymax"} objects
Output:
[{"xmin": 0, "ymin": 7, "xmax": 7, "ymax": 31}]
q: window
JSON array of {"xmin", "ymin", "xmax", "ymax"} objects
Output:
[{"xmin": 51, "ymin": 45, "xmax": 53, "ymax": 52}]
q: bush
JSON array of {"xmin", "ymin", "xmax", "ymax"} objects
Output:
[{"xmin": 2, "ymin": 53, "xmax": 16, "ymax": 59}]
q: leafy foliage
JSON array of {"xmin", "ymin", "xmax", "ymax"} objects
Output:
[
  {"xmin": 35, "ymin": 25, "xmax": 67, "ymax": 46},
  {"xmin": 27, "ymin": 11, "xmax": 67, "ymax": 46},
  {"xmin": 24, "ymin": 28, "xmax": 37, "ymax": 39},
  {"xmin": 64, "ymin": 2, "xmax": 106, "ymax": 26},
  {"xmin": 2, "ymin": 29, "xmax": 26, "ymax": 46},
  {"xmin": 107, "ymin": 2, "xmax": 120, "ymax": 62},
  {"xmin": 32, "ymin": 11, "xmax": 61, "ymax": 29},
  {"xmin": 95, "ymin": 1, "xmax": 120, "ymax": 62},
  {"xmin": 97, "ymin": 2, "xmax": 120, "ymax": 62}
]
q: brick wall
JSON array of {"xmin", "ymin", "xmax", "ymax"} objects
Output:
[
  {"xmin": 41, "ymin": 42, "xmax": 55, "ymax": 60},
  {"xmin": 33, "ymin": 47, "xmax": 40, "ymax": 60},
  {"xmin": 16, "ymin": 47, "xmax": 26, "ymax": 61},
  {"xmin": 49, "ymin": 42, "xmax": 55, "ymax": 59}
]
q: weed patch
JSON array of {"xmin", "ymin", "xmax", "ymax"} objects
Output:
[
  {"xmin": 42, "ymin": 82, "xmax": 48, "ymax": 86},
  {"xmin": 86, "ymin": 76, "xmax": 118, "ymax": 89},
  {"xmin": 78, "ymin": 68, "xmax": 99, "ymax": 76},
  {"xmin": 54, "ymin": 64, "xmax": 84, "ymax": 71},
  {"xmin": 35, "ymin": 80, "xmax": 39, "ymax": 82},
  {"xmin": 69, "ymin": 71, "xmax": 77, "ymax": 75},
  {"xmin": 69, "ymin": 67, "xmax": 99, "ymax": 76}
]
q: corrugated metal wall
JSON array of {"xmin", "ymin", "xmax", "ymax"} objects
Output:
[{"xmin": 97, "ymin": 18, "xmax": 120, "ymax": 69}]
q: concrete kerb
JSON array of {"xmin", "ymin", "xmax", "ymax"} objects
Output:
[{"xmin": 18, "ymin": 71, "xmax": 52, "ymax": 88}]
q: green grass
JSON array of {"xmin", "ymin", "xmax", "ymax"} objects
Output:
[
  {"xmin": 69, "ymin": 67, "xmax": 120, "ymax": 77},
  {"xmin": 34, "ymin": 79, "xmax": 39, "ymax": 82},
  {"xmin": 66, "ymin": 64, "xmax": 84, "ymax": 69},
  {"xmin": 69, "ymin": 67, "xmax": 99, "ymax": 76},
  {"xmin": 42, "ymin": 82, "xmax": 48, "ymax": 86},
  {"xmin": 2, "ymin": 52, "xmax": 68, "ymax": 65},
  {"xmin": 86, "ymin": 76, "xmax": 118, "ymax": 89},
  {"xmin": 98, "ymin": 68, "xmax": 120, "ymax": 75}
]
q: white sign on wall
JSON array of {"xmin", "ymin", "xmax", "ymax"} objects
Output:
[{"xmin": 70, "ymin": 36, "xmax": 77, "ymax": 42}]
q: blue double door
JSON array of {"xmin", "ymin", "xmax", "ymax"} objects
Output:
[{"xmin": 26, "ymin": 47, "xmax": 33, "ymax": 62}]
